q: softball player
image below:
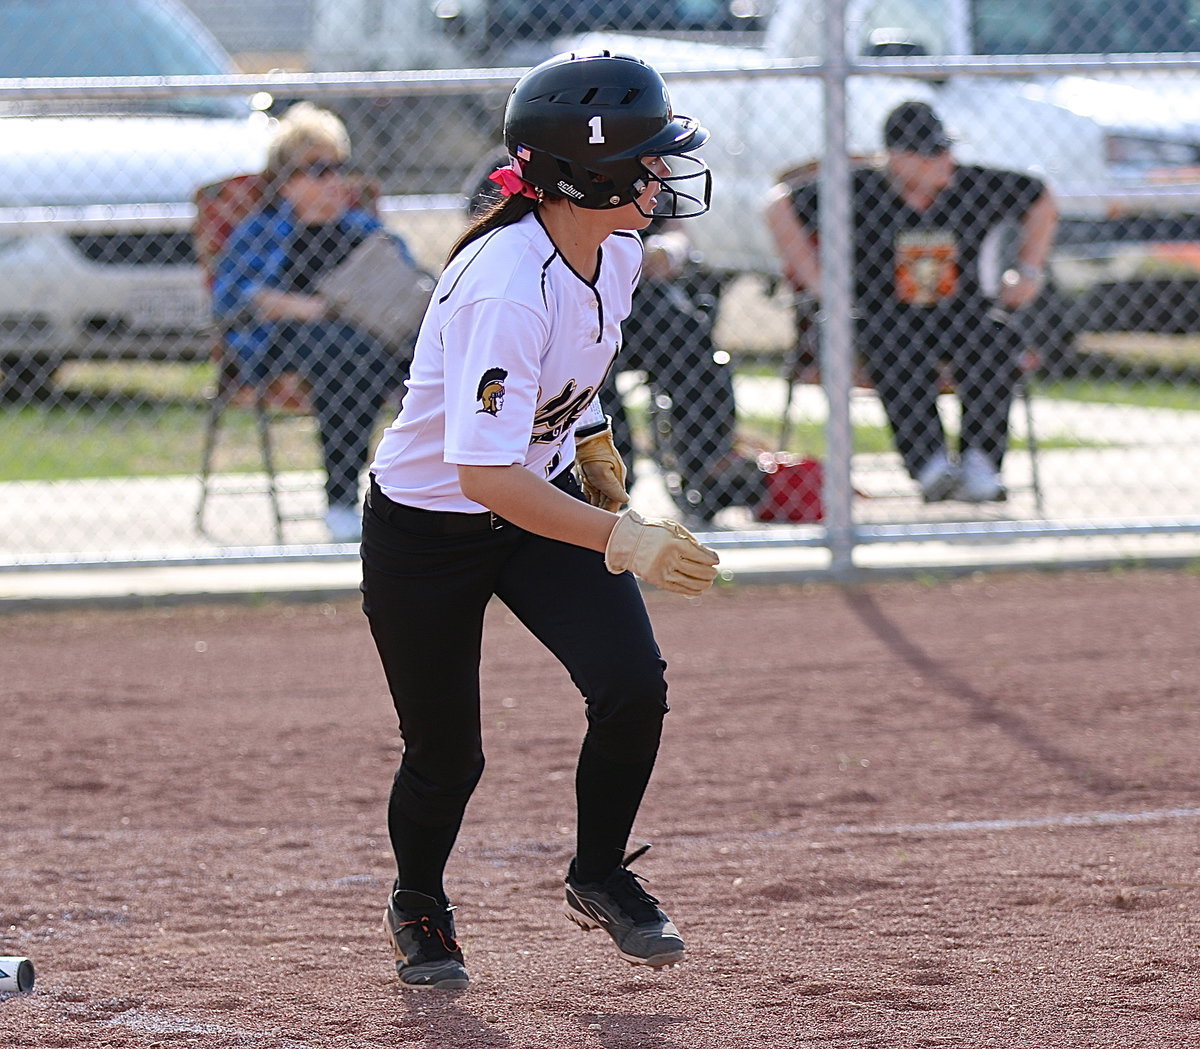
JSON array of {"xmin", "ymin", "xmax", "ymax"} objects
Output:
[{"xmin": 361, "ymin": 50, "xmax": 717, "ymax": 990}]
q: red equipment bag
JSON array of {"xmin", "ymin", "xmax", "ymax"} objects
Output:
[{"xmin": 754, "ymin": 454, "xmax": 824, "ymax": 523}]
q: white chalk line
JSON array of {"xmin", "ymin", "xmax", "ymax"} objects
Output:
[
  {"xmin": 833, "ymin": 806, "xmax": 1200, "ymax": 836},
  {"xmin": 81, "ymin": 809, "xmax": 1200, "ymax": 1040},
  {"xmin": 108, "ymin": 1008, "xmax": 316, "ymax": 1046}
]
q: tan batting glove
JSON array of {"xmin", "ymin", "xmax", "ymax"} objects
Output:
[
  {"xmin": 574, "ymin": 424, "xmax": 630, "ymax": 512},
  {"xmin": 604, "ymin": 509, "xmax": 720, "ymax": 597}
]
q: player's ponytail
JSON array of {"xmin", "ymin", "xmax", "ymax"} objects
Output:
[{"xmin": 446, "ymin": 193, "xmax": 537, "ymax": 264}]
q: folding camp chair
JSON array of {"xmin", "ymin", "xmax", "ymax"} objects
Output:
[{"xmin": 193, "ymin": 172, "xmax": 380, "ymax": 543}]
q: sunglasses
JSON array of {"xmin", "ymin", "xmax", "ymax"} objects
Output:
[{"xmin": 296, "ymin": 160, "xmax": 348, "ymax": 179}]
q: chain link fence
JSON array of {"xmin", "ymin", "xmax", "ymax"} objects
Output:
[{"xmin": 4, "ymin": 0, "xmax": 1200, "ymax": 571}]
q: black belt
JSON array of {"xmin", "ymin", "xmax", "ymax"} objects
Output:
[{"xmin": 367, "ymin": 470, "xmax": 577, "ymax": 536}]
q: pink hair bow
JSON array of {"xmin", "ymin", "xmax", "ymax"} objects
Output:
[{"xmin": 488, "ymin": 164, "xmax": 539, "ymax": 200}]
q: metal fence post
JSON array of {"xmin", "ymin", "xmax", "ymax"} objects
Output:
[{"xmin": 819, "ymin": 0, "xmax": 856, "ymax": 573}]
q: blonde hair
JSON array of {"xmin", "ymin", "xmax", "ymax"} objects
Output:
[{"xmin": 265, "ymin": 102, "xmax": 351, "ymax": 186}]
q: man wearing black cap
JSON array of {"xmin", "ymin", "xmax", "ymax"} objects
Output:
[{"xmin": 764, "ymin": 100, "xmax": 1058, "ymax": 503}]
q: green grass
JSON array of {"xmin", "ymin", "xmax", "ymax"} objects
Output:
[
  {"xmin": 0, "ymin": 399, "xmax": 322, "ymax": 482},
  {"xmin": 1038, "ymin": 376, "xmax": 1200, "ymax": 411},
  {"xmin": 61, "ymin": 361, "xmax": 215, "ymax": 401},
  {"xmin": 737, "ymin": 413, "xmax": 896, "ymax": 457},
  {"xmin": 1, "ymin": 361, "xmax": 1192, "ymax": 482},
  {"xmin": 735, "ymin": 411, "xmax": 1063, "ymax": 458},
  {"xmin": 742, "ymin": 360, "xmax": 1200, "ymax": 413},
  {"xmin": 0, "ymin": 362, "xmax": 322, "ymax": 482}
]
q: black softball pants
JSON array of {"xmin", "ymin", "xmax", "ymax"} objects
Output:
[{"xmin": 360, "ymin": 472, "xmax": 669, "ymax": 901}]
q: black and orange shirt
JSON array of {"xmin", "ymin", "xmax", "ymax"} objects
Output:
[{"xmin": 789, "ymin": 164, "xmax": 1045, "ymax": 314}]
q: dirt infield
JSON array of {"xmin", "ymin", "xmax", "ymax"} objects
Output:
[{"xmin": 2, "ymin": 570, "xmax": 1199, "ymax": 1048}]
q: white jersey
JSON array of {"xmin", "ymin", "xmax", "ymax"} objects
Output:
[{"xmin": 370, "ymin": 210, "xmax": 643, "ymax": 512}]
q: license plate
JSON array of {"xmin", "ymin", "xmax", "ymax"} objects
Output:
[{"xmin": 127, "ymin": 289, "xmax": 209, "ymax": 332}]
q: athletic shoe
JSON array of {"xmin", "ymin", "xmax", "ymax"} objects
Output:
[
  {"xmin": 563, "ymin": 846, "xmax": 685, "ymax": 968},
  {"xmin": 955, "ymin": 448, "xmax": 1006, "ymax": 502},
  {"xmin": 917, "ymin": 450, "xmax": 960, "ymax": 503},
  {"xmin": 383, "ymin": 887, "xmax": 469, "ymax": 990}
]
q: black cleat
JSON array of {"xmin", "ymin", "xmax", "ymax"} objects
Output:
[
  {"xmin": 383, "ymin": 887, "xmax": 470, "ymax": 990},
  {"xmin": 564, "ymin": 845, "xmax": 685, "ymax": 969}
]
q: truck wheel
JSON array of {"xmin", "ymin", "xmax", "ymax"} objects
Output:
[
  {"xmin": 1080, "ymin": 279, "xmax": 1200, "ymax": 336},
  {"xmin": 0, "ymin": 355, "xmax": 61, "ymax": 404}
]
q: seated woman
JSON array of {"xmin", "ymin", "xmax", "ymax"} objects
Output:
[{"xmin": 213, "ymin": 102, "xmax": 413, "ymax": 542}]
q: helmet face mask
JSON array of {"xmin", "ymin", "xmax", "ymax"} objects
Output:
[
  {"xmin": 504, "ymin": 50, "xmax": 711, "ymax": 217},
  {"xmin": 641, "ymin": 153, "xmax": 711, "ymax": 220}
]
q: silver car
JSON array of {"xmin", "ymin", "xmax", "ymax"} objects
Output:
[{"xmin": 0, "ymin": 0, "xmax": 271, "ymax": 401}]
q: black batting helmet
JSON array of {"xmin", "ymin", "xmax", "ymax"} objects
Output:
[{"xmin": 503, "ymin": 50, "xmax": 711, "ymax": 216}]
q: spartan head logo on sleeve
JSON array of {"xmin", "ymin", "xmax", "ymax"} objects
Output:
[{"xmin": 475, "ymin": 367, "xmax": 508, "ymax": 415}]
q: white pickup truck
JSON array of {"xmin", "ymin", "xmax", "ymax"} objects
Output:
[{"xmin": 575, "ymin": 0, "xmax": 1200, "ymax": 354}]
